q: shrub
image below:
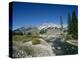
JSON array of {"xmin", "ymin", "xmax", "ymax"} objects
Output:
[
  {"xmin": 64, "ymin": 34, "xmax": 73, "ymax": 40},
  {"xmin": 32, "ymin": 39, "xmax": 40, "ymax": 45},
  {"xmin": 40, "ymin": 29, "xmax": 46, "ymax": 34}
]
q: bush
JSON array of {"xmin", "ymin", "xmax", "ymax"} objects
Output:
[
  {"xmin": 32, "ymin": 39, "xmax": 40, "ymax": 45},
  {"xmin": 64, "ymin": 34, "xmax": 73, "ymax": 40},
  {"xmin": 27, "ymin": 32, "xmax": 32, "ymax": 35},
  {"xmin": 40, "ymin": 29, "xmax": 46, "ymax": 34}
]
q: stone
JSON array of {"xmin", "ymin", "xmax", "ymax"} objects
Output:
[{"xmin": 13, "ymin": 39, "xmax": 55, "ymax": 58}]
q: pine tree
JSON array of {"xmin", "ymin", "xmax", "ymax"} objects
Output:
[
  {"xmin": 67, "ymin": 10, "xmax": 78, "ymax": 39},
  {"xmin": 71, "ymin": 10, "xmax": 78, "ymax": 39}
]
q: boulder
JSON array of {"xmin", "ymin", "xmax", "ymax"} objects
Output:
[{"xmin": 13, "ymin": 39, "xmax": 55, "ymax": 58}]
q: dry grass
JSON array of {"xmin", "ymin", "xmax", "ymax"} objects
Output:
[
  {"xmin": 64, "ymin": 34, "xmax": 73, "ymax": 41},
  {"xmin": 13, "ymin": 35, "xmax": 42, "ymax": 44},
  {"xmin": 32, "ymin": 39, "xmax": 40, "ymax": 45},
  {"xmin": 13, "ymin": 35, "xmax": 31, "ymax": 42}
]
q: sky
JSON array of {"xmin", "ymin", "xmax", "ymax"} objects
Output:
[{"xmin": 12, "ymin": 2, "xmax": 78, "ymax": 30}]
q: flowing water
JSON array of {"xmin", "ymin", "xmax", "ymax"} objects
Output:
[{"xmin": 47, "ymin": 38, "xmax": 78, "ymax": 55}]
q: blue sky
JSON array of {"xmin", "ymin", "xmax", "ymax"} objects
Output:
[{"xmin": 12, "ymin": 2, "xmax": 78, "ymax": 30}]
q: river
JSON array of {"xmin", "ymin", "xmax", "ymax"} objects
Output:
[{"xmin": 47, "ymin": 38, "xmax": 78, "ymax": 55}]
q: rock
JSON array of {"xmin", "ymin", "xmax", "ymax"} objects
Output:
[
  {"xmin": 39, "ymin": 39, "xmax": 52, "ymax": 48},
  {"xmin": 13, "ymin": 39, "xmax": 55, "ymax": 58},
  {"xmin": 32, "ymin": 44, "xmax": 54, "ymax": 57},
  {"xmin": 57, "ymin": 46, "xmax": 61, "ymax": 50},
  {"xmin": 12, "ymin": 46, "xmax": 28, "ymax": 58}
]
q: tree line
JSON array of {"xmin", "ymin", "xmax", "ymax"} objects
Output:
[{"xmin": 67, "ymin": 10, "xmax": 78, "ymax": 39}]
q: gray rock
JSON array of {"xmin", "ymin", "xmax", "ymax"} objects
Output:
[{"xmin": 13, "ymin": 39, "xmax": 55, "ymax": 58}]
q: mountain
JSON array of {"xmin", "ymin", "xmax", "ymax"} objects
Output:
[
  {"xmin": 13, "ymin": 26, "xmax": 39, "ymax": 35},
  {"xmin": 13, "ymin": 27, "xmax": 26, "ymax": 35},
  {"xmin": 13, "ymin": 23, "xmax": 67, "ymax": 35},
  {"xmin": 38, "ymin": 23, "xmax": 61, "ymax": 30}
]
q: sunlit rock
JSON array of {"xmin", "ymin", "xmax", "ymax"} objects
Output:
[{"xmin": 13, "ymin": 39, "xmax": 55, "ymax": 58}]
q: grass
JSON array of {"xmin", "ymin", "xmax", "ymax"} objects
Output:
[
  {"xmin": 13, "ymin": 34, "xmax": 42, "ymax": 57},
  {"xmin": 64, "ymin": 34, "xmax": 73, "ymax": 41},
  {"xmin": 13, "ymin": 35, "xmax": 31, "ymax": 42},
  {"xmin": 13, "ymin": 34, "xmax": 42, "ymax": 44},
  {"xmin": 32, "ymin": 39, "xmax": 40, "ymax": 45}
]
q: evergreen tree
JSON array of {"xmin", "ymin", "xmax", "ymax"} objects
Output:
[
  {"xmin": 67, "ymin": 12, "xmax": 72, "ymax": 34},
  {"xmin": 71, "ymin": 10, "xmax": 78, "ymax": 39},
  {"xmin": 67, "ymin": 10, "xmax": 78, "ymax": 39}
]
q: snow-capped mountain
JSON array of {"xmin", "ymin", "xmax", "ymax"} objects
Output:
[
  {"xmin": 13, "ymin": 23, "xmax": 67, "ymax": 34},
  {"xmin": 38, "ymin": 23, "xmax": 61, "ymax": 30}
]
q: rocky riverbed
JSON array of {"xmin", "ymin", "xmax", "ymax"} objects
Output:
[
  {"xmin": 46, "ymin": 38, "xmax": 78, "ymax": 55},
  {"xmin": 12, "ymin": 37, "xmax": 78, "ymax": 58}
]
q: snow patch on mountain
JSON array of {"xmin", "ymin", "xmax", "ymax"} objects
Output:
[
  {"xmin": 38, "ymin": 23, "xmax": 61, "ymax": 30},
  {"xmin": 38, "ymin": 23, "xmax": 67, "ymax": 30}
]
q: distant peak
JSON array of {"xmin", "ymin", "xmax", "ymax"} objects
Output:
[{"xmin": 38, "ymin": 23, "xmax": 61, "ymax": 30}]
